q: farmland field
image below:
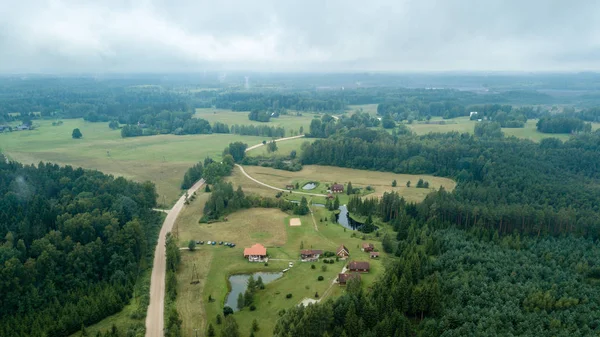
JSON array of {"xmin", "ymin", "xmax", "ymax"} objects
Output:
[{"xmin": 0, "ymin": 119, "xmax": 269, "ymax": 206}]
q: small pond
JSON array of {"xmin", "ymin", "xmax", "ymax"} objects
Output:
[
  {"xmin": 336, "ymin": 205, "xmax": 379, "ymax": 232},
  {"xmin": 302, "ymin": 182, "xmax": 318, "ymax": 190},
  {"xmin": 225, "ymin": 272, "xmax": 283, "ymax": 311}
]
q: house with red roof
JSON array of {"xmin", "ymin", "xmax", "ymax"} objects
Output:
[{"xmin": 243, "ymin": 243, "xmax": 267, "ymax": 262}]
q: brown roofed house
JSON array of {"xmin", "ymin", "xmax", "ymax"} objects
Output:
[
  {"xmin": 336, "ymin": 245, "xmax": 349, "ymax": 259},
  {"xmin": 361, "ymin": 243, "xmax": 374, "ymax": 252},
  {"xmin": 348, "ymin": 261, "xmax": 370, "ymax": 272},
  {"xmin": 300, "ymin": 249, "xmax": 323, "ymax": 261},
  {"xmin": 338, "ymin": 272, "xmax": 361, "ymax": 285},
  {"xmin": 243, "ymin": 243, "xmax": 267, "ymax": 262},
  {"xmin": 286, "ymin": 184, "xmax": 295, "ymax": 190},
  {"xmin": 331, "ymin": 184, "xmax": 344, "ymax": 193},
  {"xmin": 370, "ymin": 252, "xmax": 379, "ymax": 259}
]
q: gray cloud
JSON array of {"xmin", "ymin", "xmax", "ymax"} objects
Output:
[{"xmin": 0, "ymin": 0, "xmax": 599, "ymax": 73}]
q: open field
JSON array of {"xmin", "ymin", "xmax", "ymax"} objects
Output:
[
  {"xmin": 0, "ymin": 119, "xmax": 269, "ymax": 205},
  {"xmin": 195, "ymin": 108, "xmax": 318, "ymax": 136},
  {"xmin": 175, "ymin": 187, "xmax": 391, "ymax": 337},
  {"xmin": 245, "ymin": 137, "xmax": 314, "ymax": 157},
  {"xmin": 233, "ymin": 165, "xmax": 456, "ymax": 203},
  {"xmin": 408, "ymin": 117, "xmax": 600, "ymax": 142}
]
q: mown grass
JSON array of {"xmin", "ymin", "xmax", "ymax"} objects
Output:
[
  {"xmin": 194, "ymin": 108, "xmax": 318, "ymax": 137},
  {"xmin": 174, "ymin": 185, "xmax": 391, "ymax": 337},
  {"xmin": 0, "ymin": 119, "xmax": 268, "ymax": 206}
]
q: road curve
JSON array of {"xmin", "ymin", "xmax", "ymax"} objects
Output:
[
  {"xmin": 235, "ymin": 164, "xmax": 327, "ymax": 197},
  {"xmin": 145, "ymin": 179, "xmax": 205, "ymax": 337}
]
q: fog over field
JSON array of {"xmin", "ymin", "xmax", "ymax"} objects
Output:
[{"xmin": 1, "ymin": 0, "xmax": 599, "ymax": 73}]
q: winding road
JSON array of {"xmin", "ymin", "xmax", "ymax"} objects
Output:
[{"xmin": 145, "ymin": 135, "xmax": 308, "ymax": 337}]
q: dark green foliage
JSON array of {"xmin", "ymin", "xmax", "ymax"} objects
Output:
[
  {"xmin": 188, "ymin": 240, "xmax": 196, "ymax": 251},
  {"xmin": 207, "ymin": 323, "xmax": 216, "ymax": 337},
  {"xmin": 252, "ymin": 319, "xmax": 259, "ymax": 332},
  {"xmin": 537, "ymin": 115, "xmax": 592, "ymax": 134},
  {"xmin": 267, "ymin": 140, "xmax": 278, "ymax": 153},
  {"xmin": 392, "ymin": 179, "xmax": 397, "ymax": 187},
  {"xmin": 181, "ymin": 161, "xmax": 203, "ymax": 189},
  {"xmin": 286, "ymin": 294, "xmax": 293, "ymax": 299},
  {"xmin": 72, "ymin": 127, "xmax": 83, "ymax": 138},
  {"xmin": 294, "ymin": 197, "xmax": 310, "ymax": 215},
  {"xmin": 474, "ymin": 121, "xmax": 503, "ymax": 138},
  {"xmin": 201, "ymin": 182, "xmax": 250, "ymax": 222},
  {"xmin": 0, "ymin": 160, "xmax": 160, "ymax": 336},
  {"xmin": 248, "ymin": 109, "xmax": 271, "ymax": 122},
  {"xmin": 202, "ymin": 160, "xmax": 233, "ymax": 184},
  {"xmin": 318, "ymin": 276, "xmax": 324, "ymax": 281},
  {"xmin": 223, "ymin": 307, "xmax": 234, "ymax": 317},
  {"xmin": 229, "ymin": 124, "xmax": 285, "ymax": 137},
  {"xmin": 108, "ymin": 120, "xmax": 119, "ymax": 129},
  {"xmin": 223, "ymin": 142, "xmax": 248, "ymax": 162}
]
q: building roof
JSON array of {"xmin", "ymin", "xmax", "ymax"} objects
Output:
[
  {"xmin": 370, "ymin": 252, "xmax": 380, "ymax": 257},
  {"xmin": 244, "ymin": 243, "xmax": 267, "ymax": 256},
  {"xmin": 301, "ymin": 249, "xmax": 323, "ymax": 255},
  {"xmin": 362, "ymin": 243, "xmax": 374, "ymax": 249},
  {"xmin": 338, "ymin": 273, "xmax": 361, "ymax": 283},
  {"xmin": 348, "ymin": 261, "xmax": 370, "ymax": 270},
  {"xmin": 332, "ymin": 184, "xmax": 344, "ymax": 190},
  {"xmin": 337, "ymin": 244, "xmax": 349, "ymax": 254}
]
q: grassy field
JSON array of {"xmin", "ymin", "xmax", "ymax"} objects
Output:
[
  {"xmin": 245, "ymin": 137, "xmax": 314, "ymax": 158},
  {"xmin": 175, "ymin": 185, "xmax": 391, "ymax": 337},
  {"xmin": 232, "ymin": 165, "xmax": 456, "ymax": 203},
  {"xmin": 0, "ymin": 119, "xmax": 270, "ymax": 206},
  {"xmin": 195, "ymin": 108, "xmax": 318, "ymax": 137},
  {"xmin": 407, "ymin": 117, "xmax": 600, "ymax": 142}
]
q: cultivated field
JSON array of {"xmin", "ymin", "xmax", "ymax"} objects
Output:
[
  {"xmin": 174, "ymin": 189, "xmax": 390, "ymax": 337},
  {"xmin": 0, "ymin": 119, "xmax": 268, "ymax": 205},
  {"xmin": 195, "ymin": 108, "xmax": 318, "ymax": 137},
  {"xmin": 231, "ymin": 165, "xmax": 456, "ymax": 203}
]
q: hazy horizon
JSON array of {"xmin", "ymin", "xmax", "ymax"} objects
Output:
[{"xmin": 1, "ymin": 0, "xmax": 599, "ymax": 73}]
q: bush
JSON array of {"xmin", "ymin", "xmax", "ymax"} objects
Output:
[
  {"xmin": 264, "ymin": 262, "xmax": 268, "ymax": 266},
  {"xmin": 311, "ymin": 264, "xmax": 316, "ymax": 269},
  {"xmin": 322, "ymin": 265, "xmax": 327, "ymax": 272},
  {"xmin": 249, "ymin": 305, "xmax": 256, "ymax": 311},
  {"xmin": 318, "ymin": 276, "xmax": 324, "ymax": 281},
  {"xmin": 223, "ymin": 306, "xmax": 233, "ymax": 317},
  {"xmin": 286, "ymin": 293, "xmax": 293, "ymax": 299}
]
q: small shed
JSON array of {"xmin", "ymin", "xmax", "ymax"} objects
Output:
[
  {"xmin": 370, "ymin": 252, "xmax": 379, "ymax": 259},
  {"xmin": 361, "ymin": 243, "xmax": 374, "ymax": 252},
  {"xmin": 286, "ymin": 185, "xmax": 295, "ymax": 190}
]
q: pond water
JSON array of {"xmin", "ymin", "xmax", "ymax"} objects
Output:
[
  {"xmin": 336, "ymin": 205, "xmax": 379, "ymax": 232},
  {"xmin": 225, "ymin": 272, "xmax": 283, "ymax": 311},
  {"xmin": 302, "ymin": 182, "xmax": 317, "ymax": 190}
]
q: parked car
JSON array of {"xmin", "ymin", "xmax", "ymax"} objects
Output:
[
  {"xmin": 200, "ymin": 241, "xmax": 204, "ymax": 245},
  {"xmin": 219, "ymin": 241, "xmax": 223, "ymax": 245},
  {"xmin": 212, "ymin": 241, "xmax": 216, "ymax": 245}
]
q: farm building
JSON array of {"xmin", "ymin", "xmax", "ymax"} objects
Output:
[
  {"xmin": 361, "ymin": 243, "xmax": 374, "ymax": 252},
  {"xmin": 338, "ymin": 273, "xmax": 361, "ymax": 285},
  {"xmin": 285, "ymin": 184, "xmax": 295, "ymax": 190},
  {"xmin": 300, "ymin": 249, "xmax": 323, "ymax": 261},
  {"xmin": 370, "ymin": 252, "xmax": 379, "ymax": 259},
  {"xmin": 243, "ymin": 243, "xmax": 267, "ymax": 262},
  {"xmin": 348, "ymin": 261, "xmax": 370, "ymax": 272},
  {"xmin": 331, "ymin": 184, "xmax": 344, "ymax": 193},
  {"xmin": 336, "ymin": 245, "xmax": 349, "ymax": 259}
]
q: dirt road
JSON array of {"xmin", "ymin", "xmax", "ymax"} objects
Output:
[
  {"xmin": 145, "ymin": 135, "xmax": 307, "ymax": 337},
  {"xmin": 235, "ymin": 164, "xmax": 327, "ymax": 197},
  {"xmin": 145, "ymin": 179, "xmax": 205, "ymax": 337},
  {"xmin": 244, "ymin": 134, "xmax": 306, "ymax": 152}
]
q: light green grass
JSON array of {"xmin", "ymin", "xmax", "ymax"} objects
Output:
[
  {"xmin": 0, "ymin": 119, "xmax": 269, "ymax": 205},
  {"xmin": 195, "ymin": 108, "xmax": 318, "ymax": 137},
  {"xmin": 175, "ymin": 188, "xmax": 391, "ymax": 336},
  {"xmin": 245, "ymin": 137, "xmax": 314, "ymax": 158},
  {"xmin": 408, "ymin": 117, "xmax": 600, "ymax": 142}
]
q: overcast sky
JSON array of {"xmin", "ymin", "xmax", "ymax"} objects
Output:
[{"xmin": 1, "ymin": 0, "xmax": 599, "ymax": 73}]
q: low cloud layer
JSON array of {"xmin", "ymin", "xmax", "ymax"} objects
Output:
[{"xmin": 1, "ymin": 0, "xmax": 599, "ymax": 73}]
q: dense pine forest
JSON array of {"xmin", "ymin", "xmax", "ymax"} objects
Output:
[{"xmin": 0, "ymin": 157, "xmax": 160, "ymax": 337}]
